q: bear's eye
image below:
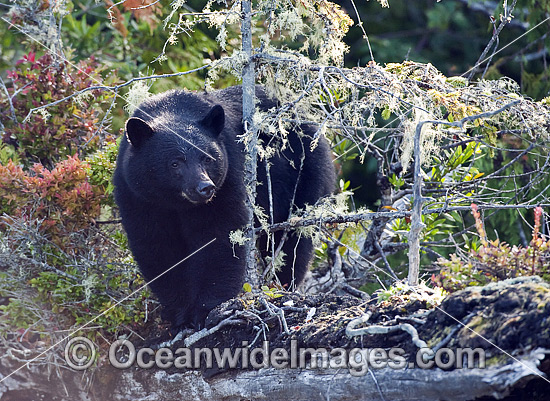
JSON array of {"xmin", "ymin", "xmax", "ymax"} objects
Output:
[
  {"xmin": 171, "ymin": 161, "xmax": 179, "ymax": 168},
  {"xmin": 203, "ymin": 156, "xmax": 215, "ymax": 164}
]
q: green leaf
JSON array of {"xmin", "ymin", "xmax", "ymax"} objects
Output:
[{"xmin": 381, "ymin": 106, "xmax": 391, "ymax": 120}]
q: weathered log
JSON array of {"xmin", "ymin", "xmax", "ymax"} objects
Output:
[
  {"xmin": 1, "ymin": 277, "xmax": 550, "ymax": 401},
  {"xmin": 0, "ymin": 351, "xmax": 546, "ymax": 401}
]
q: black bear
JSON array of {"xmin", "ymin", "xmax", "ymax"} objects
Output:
[{"xmin": 113, "ymin": 86, "xmax": 335, "ymax": 329}]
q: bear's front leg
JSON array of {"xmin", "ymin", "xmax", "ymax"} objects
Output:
[{"xmin": 173, "ymin": 237, "xmax": 246, "ymax": 330}]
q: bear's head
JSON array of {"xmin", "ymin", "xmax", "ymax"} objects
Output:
[{"xmin": 124, "ymin": 104, "xmax": 228, "ymax": 207}]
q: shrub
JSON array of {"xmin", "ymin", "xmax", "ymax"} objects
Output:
[
  {"xmin": 433, "ymin": 205, "xmax": 550, "ymax": 292},
  {"xmin": 0, "ymin": 52, "xmax": 116, "ymax": 168},
  {"xmin": 85, "ymin": 139, "xmax": 119, "ymax": 207},
  {"xmin": 0, "ymin": 155, "xmax": 104, "ymax": 249}
]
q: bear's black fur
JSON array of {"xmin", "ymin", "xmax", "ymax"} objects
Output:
[{"xmin": 113, "ymin": 86, "xmax": 335, "ymax": 329}]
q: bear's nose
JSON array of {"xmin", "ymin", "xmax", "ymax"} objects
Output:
[{"xmin": 197, "ymin": 181, "xmax": 215, "ymax": 199}]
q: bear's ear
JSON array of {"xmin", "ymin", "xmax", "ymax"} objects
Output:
[
  {"xmin": 126, "ymin": 117, "xmax": 154, "ymax": 148},
  {"xmin": 200, "ymin": 104, "xmax": 225, "ymax": 137}
]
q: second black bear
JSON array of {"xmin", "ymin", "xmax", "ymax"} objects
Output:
[{"xmin": 113, "ymin": 86, "xmax": 335, "ymax": 329}]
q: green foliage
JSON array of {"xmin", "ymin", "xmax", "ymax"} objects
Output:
[
  {"xmin": 375, "ymin": 281, "xmax": 446, "ymax": 308},
  {"xmin": 0, "ymin": 52, "xmax": 117, "ymax": 168},
  {"xmin": 0, "ymin": 251, "xmax": 150, "ymax": 337},
  {"xmin": 85, "ymin": 139, "xmax": 119, "ymax": 207},
  {"xmin": 381, "ymin": 105, "xmax": 392, "ymax": 120},
  {"xmin": 0, "ymin": 143, "xmax": 19, "ymax": 166},
  {"xmin": 63, "ymin": 14, "xmax": 107, "ymax": 57},
  {"xmin": 242, "ymin": 282, "xmax": 283, "ymax": 299},
  {"xmin": 333, "ymin": 138, "xmax": 360, "ymax": 162},
  {"xmin": 388, "ymin": 140, "xmax": 488, "ymax": 247},
  {"xmin": 390, "ymin": 209, "xmax": 458, "ymax": 245},
  {"xmin": 471, "ymin": 134, "xmax": 550, "ymax": 247},
  {"xmin": 429, "ymin": 142, "xmax": 484, "ymax": 185},
  {"xmin": 388, "ymin": 174, "xmax": 404, "ymax": 189},
  {"xmin": 521, "ymin": 70, "xmax": 550, "ymax": 104},
  {"xmin": 261, "ymin": 285, "xmax": 283, "ymax": 299},
  {"xmin": 29, "ymin": 264, "xmax": 150, "ymax": 334},
  {"xmin": 111, "ymin": 229, "xmax": 129, "ymax": 250},
  {"xmin": 0, "ymin": 296, "xmax": 41, "ymax": 333},
  {"xmin": 433, "ymin": 206, "xmax": 550, "ymax": 292}
]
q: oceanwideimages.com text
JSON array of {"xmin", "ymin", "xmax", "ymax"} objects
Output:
[{"xmin": 98, "ymin": 339, "xmax": 486, "ymax": 376}]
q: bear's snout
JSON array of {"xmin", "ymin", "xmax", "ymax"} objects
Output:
[{"xmin": 196, "ymin": 180, "xmax": 215, "ymax": 200}]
